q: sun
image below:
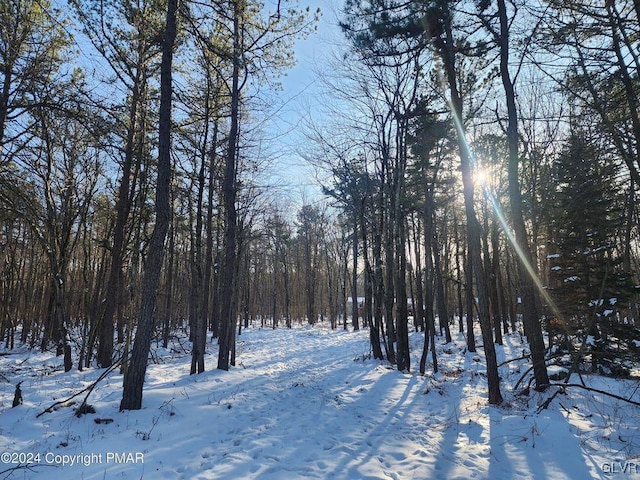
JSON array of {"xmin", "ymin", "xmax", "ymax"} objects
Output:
[{"xmin": 473, "ymin": 166, "xmax": 490, "ymax": 187}]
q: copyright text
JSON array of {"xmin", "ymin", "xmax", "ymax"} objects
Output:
[{"xmin": 1, "ymin": 451, "xmax": 144, "ymax": 467}]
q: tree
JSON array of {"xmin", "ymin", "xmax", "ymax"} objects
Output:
[
  {"xmin": 215, "ymin": 0, "xmax": 318, "ymax": 370},
  {"xmin": 324, "ymin": 154, "xmax": 384, "ymax": 356},
  {"xmin": 406, "ymin": 107, "xmax": 453, "ymax": 373},
  {"xmin": 71, "ymin": 0, "xmax": 166, "ymax": 368},
  {"xmin": 475, "ymin": 0, "xmax": 550, "ymax": 389},
  {"xmin": 424, "ymin": 0, "xmax": 503, "ymax": 403},
  {"xmin": 534, "ymin": 1, "xmax": 640, "ymax": 185},
  {"xmin": 120, "ymin": 0, "xmax": 177, "ymax": 411},
  {"xmin": 547, "ymin": 130, "xmax": 633, "ymax": 374},
  {"xmin": 0, "ymin": 0, "xmax": 69, "ymax": 153}
]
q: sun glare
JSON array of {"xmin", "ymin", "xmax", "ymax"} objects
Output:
[{"xmin": 473, "ymin": 167, "xmax": 489, "ymax": 187}]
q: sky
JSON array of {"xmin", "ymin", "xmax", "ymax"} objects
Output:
[
  {"xmin": 65, "ymin": 0, "xmax": 346, "ymax": 213},
  {"xmin": 262, "ymin": 0, "xmax": 346, "ymax": 207}
]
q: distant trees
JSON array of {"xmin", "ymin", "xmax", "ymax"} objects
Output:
[
  {"xmin": 297, "ymin": 204, "xmax": 323, "ymax": 324},
  {"xmin": 0, "ymin": 0, "xmax": 99, "ymax": 372}
]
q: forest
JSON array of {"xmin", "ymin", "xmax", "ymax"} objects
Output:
[{"xmin": 1, "ymin": 0, "xmax": 639, "ymax": 437}]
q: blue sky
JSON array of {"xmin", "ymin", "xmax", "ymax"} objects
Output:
[{"xmin": 262, "ymin": 0, "xmax": 345, "ymax": 205}]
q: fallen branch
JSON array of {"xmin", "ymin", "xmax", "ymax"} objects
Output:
[
  {"xmin": 556, "ymin": 383, "xmax": 640, "ymax": 407},
  {"xmin": 537, "ymin": 382, "xmax": 640, "ymax": 413},
  {"xmin": 498, "ymin": 353, "xmax": 530, "ymax": 368},
  {"xmin": 536, "ymin": 387, "xmax": 563, "ymax": 413},
  {"xmin": 36, "ymin": 357, "xmax": 123, "ymax": 418},
  {"xmin": 514, "ymin": 365, "xmax": 534, "ymax": 391},
  {"xmin": 1, "ymin": 463, "xmax": 54, "ymax": 479}
]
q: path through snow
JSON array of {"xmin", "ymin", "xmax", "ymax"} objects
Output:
[{"xmin": 1, "ymin": 325, "xmax": 638, "ymax": 479}]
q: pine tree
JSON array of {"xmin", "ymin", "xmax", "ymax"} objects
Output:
[{"xmin": 548, "ymin": 131, "xmax": 633, "ymax": 375}]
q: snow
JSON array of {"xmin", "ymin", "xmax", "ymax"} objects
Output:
[
  {"xmin": 1, "ymin": 325, "xmax": 639, "ymax": 479},
  {"xmin": 546, "ymin": 365, "xmax": 568, "ymax": 379}
]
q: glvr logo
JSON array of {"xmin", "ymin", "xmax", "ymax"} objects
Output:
[{"xmin": 602, "ymin": 462, "xmax": 638, "ymax": 474}]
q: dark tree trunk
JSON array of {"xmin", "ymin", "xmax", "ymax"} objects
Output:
[
  {"xmin": 97, "ymin": 67, "xmax": 146, "ymax": 369},
  {"xmin": 454, "ymin": 214, "xmax": 464, "ymax": 333},
  {"xmin": 351, "ymin": 219, "xmax": 359, "ymax": 331},
  {"xmin": 411, "ymin": 213, "xmax": 426, "ymax": 333},
  {"xmin": 464, "ymin": 240, "xmax": 476, "ymax": 351},
  {"xmin": 211, "ymin": 222, "xmax": 222, "ymax": 337},
  {"xmin": 497, "ymin": 0, "xmax": 549, "ymax": 390},
  {"xmin": 432, "ymin": 219, "xmax": 451, "ymax": 344},
  {"xmin": 482, "ymin": 214, "xmax": 502, "ymax": 346},
  {"xmin": 191, "ymin": 119, "xmax": 208, "ymax": 374},
  {"xmin": 341, "ymin": 242, "xmax": 348, "ymax": 330},
  {"xmin": 163, "ymin": 218, "xmax": 174, "ymax": 349},
  {"xmin": 120, "ymin": 0, "xmax": 176, "ymax": 410},
  {"xmin": 203, "ymin": 123, "xmax": 218, "ymax": 337},
  {"xmin": 365, "ymin": 244, "xmax": 382, "ymax": 360},
  {"xmin": 218, "ymin": 0, "xmax": 241, "ymax": 371},
  {"xmin": 395, "ymin": 207, "xmax": 410, "ymax": 372},
  {"xmin": 491, "ymin": 219, "xmax": 509, "ymax": 337},
  {"xmin": 371, "ymin": 209, "xmax": 386, "ymax": 361},
  {"xmin": 283, "ymin": 253, "xmax": 291, "ymax": 329},
  {"xmin": 427, "ymin": 8, "xmax": 502, "ymax": 403},
  {"xmin": 384, "ymin": 208, "xmax": 396, "ymax": 364}
]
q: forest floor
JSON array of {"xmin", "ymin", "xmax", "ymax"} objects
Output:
[{"xmin": 0, "ymin": 323, "xmax": 639, "ymax": 479}]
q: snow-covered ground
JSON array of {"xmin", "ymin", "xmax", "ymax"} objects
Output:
[{"xmin": 1, "ymin": 324, "xmax": 639, "ymax": 479}]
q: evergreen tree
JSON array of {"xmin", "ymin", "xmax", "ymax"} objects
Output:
[{"xmin": 548, "ymin": 131, "xmax": 634, "ymax": 375}]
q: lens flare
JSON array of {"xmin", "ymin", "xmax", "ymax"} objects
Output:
[
  {"xmin": 474, "ymin": 167, "xmax": 489, "ymax": 188},
  {"xmin": 482, "ymin": 187, "xmax": 563, "ymax": 320},
  {"xmin": 446, "ymin": 98, "xmax": 563, "ymax": 321}
]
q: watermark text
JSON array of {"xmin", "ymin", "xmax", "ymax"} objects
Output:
[{"xmin": 1, "ymin": 451, "xmax": 144, "ymax": 467}]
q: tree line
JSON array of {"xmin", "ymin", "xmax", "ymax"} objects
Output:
[
  {"xmin": 316, "ymin": 0, "xmax": 639, "ymax": 403},
  {"xmin": 1, "ymin": 0, "xmax": 639, "ymax": 409}
]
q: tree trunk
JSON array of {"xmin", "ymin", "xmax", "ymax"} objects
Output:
[
  {"xmin": 497, "ymin": 0, "xmax": 548, "ymax": 390},
  {"xmin": 97, "ymin": 61, "xmax": 146, "ymax": 369},
  {"xmin": 395, "ymin": 206, "xmax": 410, "ymax": 372},
  {"xmin": 454, "ymin": 214, "xmax": 464, "ymax": 334},
  {"xmin": 362, "ymin": 204, "xmax": 383, "ymax": 360},
  {"xmin": 203, "ymin": 122, "xmax": 218, "ymax": 337},
  {"xmin": 217, "ymin": 0, "xmax": 241, "ymax": 371},
  {"xmin": 190, "ymin": 120, "xmax": 207, "ymax": 374},
  {"xmin": 163, "ymin": 217, "xmax": 174, "ymax": 349},
  {"xmin": 432, "ymin": 215, "xmax": 451, "ymax": 343},
  {"xmin": 429, "ymin": 10, "xmax": 502, "ymax": 403},
  {"xmin": 120, "ymin": 0, "xmax": 176, "ymax": 410},
  {"xmin": 411, "ymin": 213, "xmax": 426, "ymax": 333},
  {"xmin": 371, "ymin": 207, "xmax": 386, "ymax": 361},
  {"xmin": 351, "ymin": 218, "xmax": 359, "ymax": 331}
]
